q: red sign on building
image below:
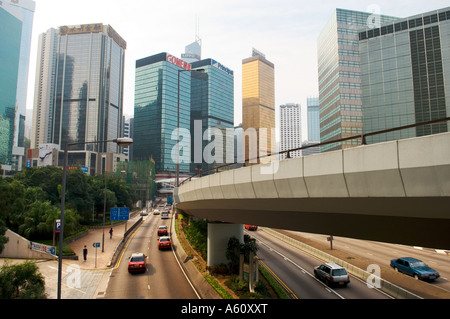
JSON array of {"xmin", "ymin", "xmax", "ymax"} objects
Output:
[{"xmin": 167, "ymin": 54, "xmax": 191, "ymax": 71}]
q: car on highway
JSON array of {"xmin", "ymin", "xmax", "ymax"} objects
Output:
[
  {"xmin": 140, "ymin": 210, "xmax": 148, "ymax": 216},
  {"xmin": 153, "ymin": 209, "xmax": 160, "ymax": 215},
  {"xmin": 245, "ymin": 225, "xmax": 258, "ymax": 231},
  {"xmin": 128, "ymin": 252, "xmax": 147, "ymax": 273},
  {"xmin": 161, "ymin": 211, "xmax": 169, "ymax": 219},
  {"xmin": 157, "ymin": 225, "xmax": 168, "ymax": 236},
  {"xmin": 390, "ymin": 257, "xmax": 440, "ymax": 281},
  {"xmin": 314, "ymin": 262, "xmax": 350, "ymax": 287},
  {"xmin": 158, "ymin": 236, "xmax": 172, "ymax": 250}
]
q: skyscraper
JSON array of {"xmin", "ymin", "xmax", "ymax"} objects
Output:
[
  {"xmin": 242, "ymin": 49, "xmax": 275, "ymax": 163},
  {"xmin": 31, "ymin": 28, "xmax": 58, "ymax": 149},
  {"xmin": 190, "ymin": 58, "xmax": 234, "ymax": 173},
  {"xmin": 122, "ymin": 117, "xmax": 133, "ymax": 160},
  {"xmin": 53, "ymin": 24, "xmax": 126, "ymax": 154},
  {"xmin": 0, "ymin": 0, "xmax": 35, "ymax": 172},
  {"xmin": 134, "ymin": 53, "xmax": 192, "ymax": 174},
  {"xmin": 307, "ymin": 96, "xmax": 320, "ymax": 142},
  {"xmin": 181, "ymin": 19, "xmax": 202, "ymax": 64},
  {"xmin": 181, "ymin": 40, "xmax": 201, "ymax": 64},
  {"xmin": 317, "ymin": 9, "xmax": 398, "ymax": 151},
  {"xmin": 279, "ymin": 104, "xmax": 302, "ymax": 159},
  {"xmin": 359, "ymin": 7, "xmax": 450, "ymax": 144},
  {"xmin": 31, "ymin": 23, "xmax": 127, "ymax": 174}
]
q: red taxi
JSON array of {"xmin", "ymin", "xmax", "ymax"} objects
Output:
[
  {"xmin": 158, "ymin": 236, "xmax": 172, "ymax": 250},
  {"xmin": 157, "ymin": 225, "xmax": 168, "ymax": 236},
  {"xmin": 128, "ymin": 252, "xmax": 147, "ymax": 273}
]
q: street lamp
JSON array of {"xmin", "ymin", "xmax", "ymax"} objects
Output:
[{"xmin": 57, "ymin": 137, "xmax": 133, "ymax": 299}]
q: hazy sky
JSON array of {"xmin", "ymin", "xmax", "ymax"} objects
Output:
[{"xmin": 27, "ymin": 0, "xmax": 450, "ymax": 139}]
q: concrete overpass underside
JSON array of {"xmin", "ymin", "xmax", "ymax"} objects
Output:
[
  {"xmin": 176, "ymin": 132, "xmax": 450, "ymax": 250},
  {"xmin": 177, "ymin": 197, "xmax": 450, "ymax": 249}
]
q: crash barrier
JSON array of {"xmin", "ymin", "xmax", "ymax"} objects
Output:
[
  {"xmin": 261, "ymin": 228, "xmax": 423, "ymax": 299},
  {"xmin": 108, "ymin": 217, "xmax": 143, "ymax": 268}
]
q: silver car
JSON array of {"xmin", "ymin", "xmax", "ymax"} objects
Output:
[{"xmin": 314, "ymin": 262, "xmax": 350, "ymax": 287}]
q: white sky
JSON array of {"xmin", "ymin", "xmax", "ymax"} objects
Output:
[{"xmin": 26, "ymin": 0, "xmax": 450, "ymax": 140}]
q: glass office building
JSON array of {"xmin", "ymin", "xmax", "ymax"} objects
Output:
[
  {"xmin": 242, "ymin": 49, "xmax": 275, "ymax": 162},
  {"xmin": 307, "ymin": 96, "xmax": 320, "ymax": 142},
  {"xmin": 0, "ymin": 0, "xmax": 35, "ymax": 172},
  {"xmin": 318, "ymin": 9, "xmax": 398, "ymax": 151},
  {"xmin": 0, "ymin": 4, "xmax": 22, "ymax": 168},
  {"xmin": 359, "ymin": 7, "xmax": 450, "ymax": 144},
  {"xmin": 134, "ymin": 53, "xmax": 192, "ymax": 174},
  {"xmin": 52, "ymin": 24, "xmax": 126, "ymax": 157},
  {"xmin": 190, "ymin": 58, "xmax": 234, "ymax": 173}
]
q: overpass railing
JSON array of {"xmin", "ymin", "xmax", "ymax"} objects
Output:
[{"xmin": 179, "ymin": 116, "xmax": 450, "ymax": 186}]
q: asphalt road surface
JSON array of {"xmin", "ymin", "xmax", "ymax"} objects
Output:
[
  {"xmin": 104, "ymin": 212, "xmax": 199, "ymax": 299},
  {"xmin": 247, "ymin": 229, "xmax": 393, "ymax": 299}
]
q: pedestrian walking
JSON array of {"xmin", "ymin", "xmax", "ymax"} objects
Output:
[
  {"xmin": 109, "ymin": 227, "xmax": 113, "ymax": 239},
  {"xmin": 83, "ymin": 245, "xmax": 88, "ymax": 261}
]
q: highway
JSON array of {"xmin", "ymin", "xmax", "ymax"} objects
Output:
[
  {"xmin": 247, "ymin": 228, "xmax": 393, "ymax": 299},
  {"xmin": 101, "ymin": 207, "xmax": 448, "ymax": 299},
  {"xmin": 283, "ymin": 231, "xmax": 450, "ymax": 293},
  {"xmin": 104, "ymin": 211, "xmax": 199, "ymax": 299}
]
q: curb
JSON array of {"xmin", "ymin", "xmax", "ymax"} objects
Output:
[{"xmin": 170, "ymin": 215, "xmax": 222, "ymax": 299}]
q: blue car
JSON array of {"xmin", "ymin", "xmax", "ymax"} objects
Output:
[{"xmin": 390, "ymin": 257, "xmax": 440, "ymax": 281}]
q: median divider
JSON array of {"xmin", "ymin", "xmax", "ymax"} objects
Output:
[
  {"xmin": 108, "ymin": 217, "xmax": 143, "ymax": 268},
  {"xmin": 261, "ymin": 227, "xmax": 423, "ymax": 299}
]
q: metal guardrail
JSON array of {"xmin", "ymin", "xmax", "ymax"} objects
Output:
[
  {"xmin": 179, "ymin": 116, "xmax": 450, "ymax": 186},
  {"xmin": 108, "ymin": 217, "xmax": 143, "ymax": 268}
]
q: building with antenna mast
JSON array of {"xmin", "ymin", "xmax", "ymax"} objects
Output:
[{"xmin": 181, "ymin": 17, "xmax": 202, "ymax": 63}]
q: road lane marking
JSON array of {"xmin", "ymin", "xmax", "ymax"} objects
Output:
[
  {"xmin": 170, "ymin": 217, "xmax": 201, "ymax": 299},
  {"xmin": 250, "ymin": 231, "xmax": 346, "ymax": 299},
  {"xmin": 259, "ymin": 260, "xmax": 298, "ymax": 299}
]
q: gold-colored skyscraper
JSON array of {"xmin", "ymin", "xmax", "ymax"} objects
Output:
[{"xmin": 242, "ymin": 49, "xmax": 275, "ymax": 164}]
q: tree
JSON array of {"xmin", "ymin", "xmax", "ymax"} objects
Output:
[
  {"xmin": 0, "ymin": 260, "xmax": 47, "ymax": 299},
  {"xmin": 17, "ymin": 201, "xmax": 59, "ymax": 240},
  {"xmin": 242, "ymin": 234, "xmax": 258, "ymax": 263},
  {"xmin": 15, "ymin": 201, "xmax": 81, "ymax": 240},
  {"xmin": 0, "ymin": 221, "xmax": 8, "ymax": 255},
  {"xmin": 226, "ymin": 235, "xmax": 259, "ymax": 274},
  {"xmin": 226, "ymin": 236, "xmax": 242, "ymax": 273},
  {"xmin": 0, "ymin": 179, "xmax": 25, "ymax": 228}
]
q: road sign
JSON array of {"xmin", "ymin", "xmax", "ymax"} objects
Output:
[
  {"xmin": 93, "ymin": 242, "xmax": 100, "ymax": 248},
  {"xmin": 30, "ymin": 242, "xmax": 56, "ymax": 256},
  {"xmin": 55, "ymin": 219, "xmax": 61, "ymax": 233},
  {"xmin": 110, "ymin": 207, "xmax": 130, "ymax": 221}
]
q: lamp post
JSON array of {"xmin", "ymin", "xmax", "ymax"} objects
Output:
[{"xmin": 57, "ymin": 137, "xmax": 133, "ymax": 299}]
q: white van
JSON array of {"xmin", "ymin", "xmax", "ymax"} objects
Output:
[{"xmin": 161, "ymin": 211, "xmax": 169, "ymax": 219}]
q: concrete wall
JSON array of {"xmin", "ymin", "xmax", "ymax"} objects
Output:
[
  {"xmin": 178, "ymin": 132, "xmax": 450, "ymax": 219},
  {"xmin": 0, "ymin": 229, "xmax": 57, "ymax": 260}
]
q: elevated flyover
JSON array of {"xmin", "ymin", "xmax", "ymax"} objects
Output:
[{"xmin": 176, "ymin": 132, "xmax": 450, "ymax": 250}]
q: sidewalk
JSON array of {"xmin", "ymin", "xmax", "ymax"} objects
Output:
[
  {"xmin": 65, "ymin": 220, "xmax": 132, "ymax": 270},
  {"xmin": 39, "ymin": 217, "xmax": 139, "ymax": 299},
  {"xmin": 2, "ymin": 213, "xmax": 220, "ymax": 299}
]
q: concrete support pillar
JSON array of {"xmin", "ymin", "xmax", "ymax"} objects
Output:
[{"xmin": 207, "ymin": 222, "xmax": 243, "ymax": 268}]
